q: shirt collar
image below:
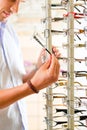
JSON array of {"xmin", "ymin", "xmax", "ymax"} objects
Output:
[{"xmin": 0, "ymin": 21, "xmax": 7, "ymax": 29}]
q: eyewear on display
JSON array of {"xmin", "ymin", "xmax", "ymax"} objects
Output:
[
  {"xmin": 43, "ymin": 5, "xmax": 87, "ymax": 23},
  {"xmin": 53, "ymin": 115, "xmax": 87, "ymax": 122},
  {"xmin": 54, "ymin": 108, "xmax": 87, "ymax": 115},
  {"xmin": 42, "ymin": 10, "xmax": 87, "ymax": 24},
  {"xmin": 44, "ymin": 117, "xmax": 87, "ymax": 127},
  {"xmin": 51, "ymin": 3, "xmax": 86, "ymax": 12},
  {"xmin": 50, "ymin": 29, "xmax": 86, "ymax": 40},
  {"xmin": 33, "ymin": 34, "xmax": 87, "ymax": 64},
  {"xmin": 51, "ymin": 0, "xmax": 68, "ymax": 7},
  {"xmin": 74, "ymin": 3, "xmax": 87, "ymax": 11},
  {"xmin": 54, "ymin": 42, "xmax": 87, "ymax": 49},
  {"xmin": 76, "ymin": 0, "xmax": 87, "ymax": 5},
  {"xmin": 45, "ymin": 104, "xmax": 87, "ymax": 115},
  {"xmin": 33, "ymin": 35, "xmax": 51, "ymax": 55},
  {"xmin": 61, "ymin": 70, "xmax": 87, "ymax": 78},
  {"xmin": 51, "ymin": 27, "xmax": 87, "ymax": 36},
  {"xmin": 53, "ymin": 80, "xmax": 87, "ymax": 89},
  {"xmin": 42, "ymin": 17, "xmax": 80, "ymax": 24},
  {"xmin": 63, "ymin": 12, "xmax": 87, "ymax": 19},
  {"xmin": 62, "ymin": 121, "xmax": 87, "ymax": 129},
  {"xmin": 53, "ymin": 95, "xmax": 87, "ymax": 108},
  {"xmin": 43, "ymin": 93, "xmax": 83, "ymax": 108},
  {"xmin": 58, "ymin": 57, "xmax": 87, "ymax": 64},
  {"xmin": 43, "ymin": 0, "xmax": 87, "ymax": 129},
  {"xmin": 62, "ymin": 42, "xmax": 87, "ymax": 48},
  {"xmin": 44, "ymin": 91, "xmax": 87, "ymax": 107}
]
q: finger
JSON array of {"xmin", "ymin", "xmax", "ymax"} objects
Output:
[
  {"xmin": 40, "ymin": 57, "xmax": 51, "ymax": 70},
  {"xmin": 54, "ymin": 56, "xmax": 59, "ymax": 76},
  {"xmin": 41, "ymin": 55, "xmax": 46, "ymax": 63},
  {"xmin": 54, "ymin": 52, "xmax": 61, "ymax": 58},
  {"xmin": 52, "ymin": 46, "xmax": 57, "ymax": 53},
  {"xmin": 50, "ymin": 55, "xmax": 60, "ymax": 78},
  {"xmin": 56, "ymin": 60, "xmax": 60, "ymax": 79},
  {"xmin": 50, "ymin": 55, "xmax": 57, "ymax": 71},
  {"xmin": 52, "ymin": 47, "xmax": 61, "ymax": 58}
]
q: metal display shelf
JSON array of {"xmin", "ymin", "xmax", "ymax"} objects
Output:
[{"xmin": 44, "ymin": 0, "xmax": 87, "ymax": 130}]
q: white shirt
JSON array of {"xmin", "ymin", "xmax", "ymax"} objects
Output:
[{"xmin": 0, "ymin": 21, "xmax": 28, "ymax": 130}]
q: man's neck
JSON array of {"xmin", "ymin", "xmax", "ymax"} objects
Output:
[{"xmin": 0, "ymin": 18, "xmax": 7, "ymax": 23}]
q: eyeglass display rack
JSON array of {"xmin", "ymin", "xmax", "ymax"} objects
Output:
[
  {"xmin": 43, "ymin": 0, "xmax": 87, "ymax": 130},
  {"xmin": 44, "ymin": 0, "xmax": 53, "ymax": 130}
]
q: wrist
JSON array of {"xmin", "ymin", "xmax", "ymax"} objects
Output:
[{"xmin": 27, "ymin": 80, "xmax": 39, "ymax": 94}]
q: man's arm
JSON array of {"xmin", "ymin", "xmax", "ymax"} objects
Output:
[
  {"xmin": 0, "ymin": 55, "xmax": 60, "ymax": 109},
  {"xmin": 0, "ymin": 83, "xmax": 32, "ymax": 109}
]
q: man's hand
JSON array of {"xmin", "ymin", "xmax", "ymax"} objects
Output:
[
  {"xmin": 30, "ymin": 54, "xmax": 60, "ymax": 91},
  {"xmin": 36, "ymin": 46, "xmax": 61, "ymax": 69}
]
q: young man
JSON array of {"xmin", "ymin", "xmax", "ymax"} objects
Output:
[{"xmin": 0, "ymin": 0, "xmax": 60, "ymax": 130}]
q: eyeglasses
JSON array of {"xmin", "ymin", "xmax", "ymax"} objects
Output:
[
  {"xmin": 61, "ymin": 70, "xmax": 87, "ymax": 78},
  {"xmin": 44, "ymin": 116, "xmax": 87, "ymax": 128},
  {"xmin": 62, "ymin": 121, "xmax": 87, "ymax": 129},
  {"xmin": 42, "ymin": 4, "xmax": 87, "ymax": 24},
  {"xmin": 53, "ymin": 79, "xmax": 87, "ymax": 89},
  {"xmin": 51, "ymin": 27, "xmax": 87, "ymax": 35},
  {"xmin": 33, "ymin": 34, "xmax": 87, "ymax": 64},
  {"xmin": 62, "ymin": 42, "xmax": 87, "ymax": 49},
  {"xmin": 59, "ymin": 57, "xmax": 87, "ymax": 65},
  {"xmin": 45, "ymin": 103, "xmax": 87, "ymax": 115},
  {"xmin": 51, "ymin": 0, "xmax": 68, "ymax": 7},
  {"xmin": 45, "ymin": 116, "xmax": 67, "ymax": 127},
  {"xmin": 54, "ymin": 108, "xmax": 87, "ymax": 115},
  {"xmin": 51, "ymin": 42, "xmax": 87, "ymax": 50},
  {"xmin": 43, "ymin": 92, "xmax": 86, "ymax": 108},
  {"xmin": 50, "ymin": 93, "xmax": 87, "ymax": 108},
  {"xmin": 42, "ymin": 11, "xmax": 87, "ymax": 25},
  {"xmin": 74, "ymin": 3, "xmax": 87, "ymax": 11},
  {"xmin": 76, "ymin": 0, "xmax": 87, "ymax": 5},
  {"xmin": 44, "ymin": 11, "xmax": 87, "ymax": 25},
  {"xmin": 51, "ymin": 2, "xmax": 86, "ymax": 11},
  {"xmin": 51, "ymin": 0, "xmax": 87, "ymax": 7},
  {"xmin": 63, "ymin": 12, "xmax": 87, "ymax": 20},
  {"xmin": 53, "ymin": 115, "xmax": 87, "ymax": 121}
]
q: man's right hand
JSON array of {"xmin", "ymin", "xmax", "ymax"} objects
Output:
[{"xmin": 30, "ymin": 54, "xmax": 60, "ymax": 91}]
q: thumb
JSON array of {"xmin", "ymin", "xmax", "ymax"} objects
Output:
[{"xmin": 40, "ymin": 57, "xmax": 51, "ymax": 70}]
